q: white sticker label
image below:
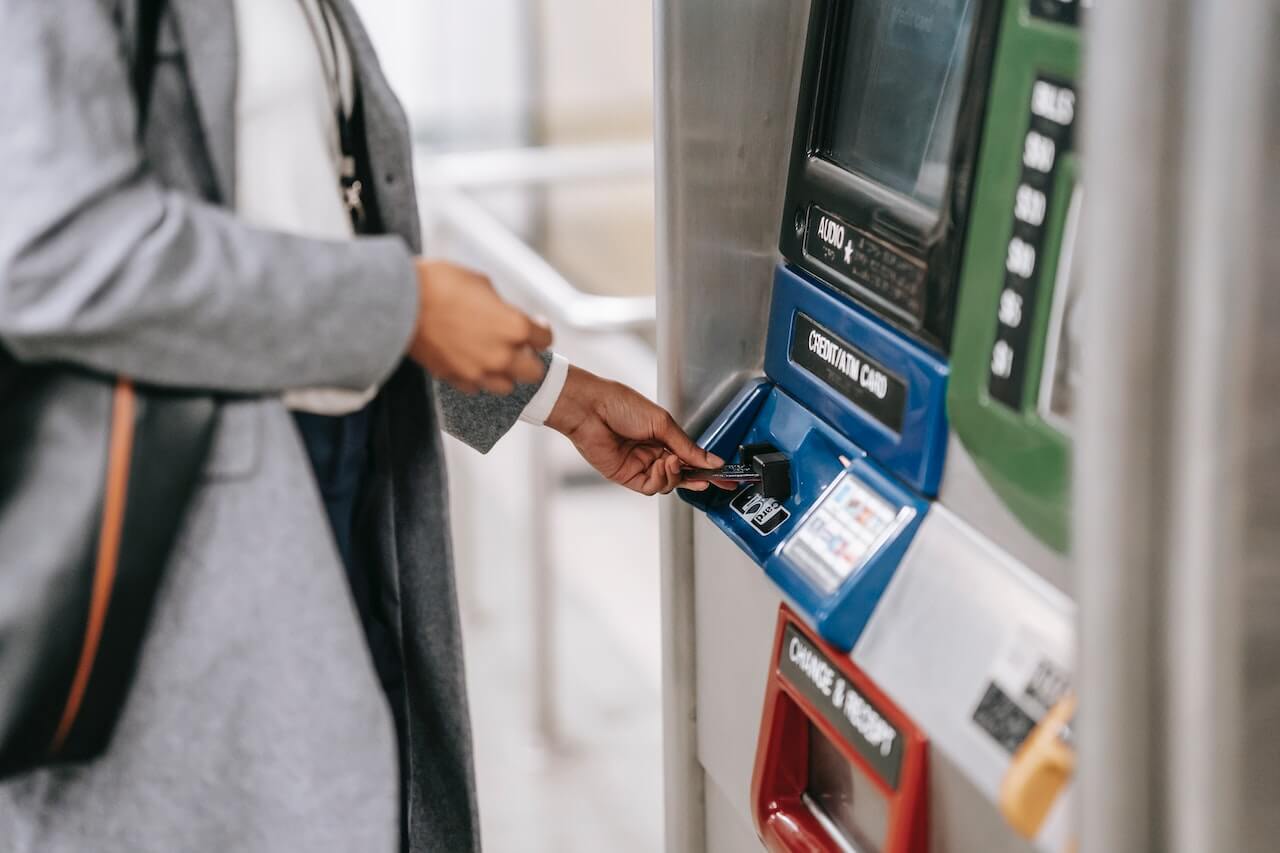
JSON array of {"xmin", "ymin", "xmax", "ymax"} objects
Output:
[
  {"xmin": 731, "ymin": 487, "xmax": 790, "ymax": 535},
  {"xmin": 988, "ymin": 626, "xmax": 1072, "ymax": 717},
  {"xmin": 971, "ymin": 624, "xmax": 1074, "ymax": 754},
  {"xmin": 782, "ymin": 473, "xmax": 909, "ymax": 593}
]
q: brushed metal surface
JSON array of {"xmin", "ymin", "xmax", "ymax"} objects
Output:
[
  {"xmin": 938, "ymin": 436, "xmax": 1072, "ymax": 596},
  {"xmin": 656, "ymin": 0, "xmax": 811, "ymax": 422},
  {"xmin": 1078, "ymin": 1, "xmax": 1279, "ymax": 850},
  {"xmin": 1241, "ymin": 18, "xmax": 1280, "ymax": 850},
  {"xmin": 1076, "ymin": 0, "xmax": 1187, "ymax": 846},
  {"xmin": 705, "ymin": 771, "xmax": 767, "ymax": 853},
  {"xmin": 928, "ymin": 750, "xmax": 1040, "ymax": 853},
  {"xmin": 1166, "ymin": 3, "xmax": 1273, "ymax": 851},
  {"xmin": 656, "ymin": 2, "xmax": 811, "ymax": 850},
  {"xmin": 691, "ymin": 515, "xmax": 784, "ymax": 830}
]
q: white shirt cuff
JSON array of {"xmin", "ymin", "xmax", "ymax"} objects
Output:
[{"xmin": 519, "ymin": 353, "xmax": 570, "ymax": 426}]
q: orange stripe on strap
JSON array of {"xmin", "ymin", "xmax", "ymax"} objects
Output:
[{"xmin": 50, "ymin": 379, "xmax": 136, "ymax": 753}]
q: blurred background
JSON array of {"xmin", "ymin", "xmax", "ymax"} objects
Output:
[{"xmin": 351, "ymin": 3, "xmax": 661, "ymax": 851}]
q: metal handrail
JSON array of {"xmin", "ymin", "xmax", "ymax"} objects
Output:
[
  {"xmin": 415, "ymin": 143, "xmax": 657, "ymax": 746},
  {"xmin": 415, "ymin": 142, "xmax": 653, "ymax": 191},
  {"xmin": 415, "ymin": 143, "xmax": 655, "ymax": 333},
  {"xmin": 424, "ymin": 187, "xmax": 655, "ymax": 333}
]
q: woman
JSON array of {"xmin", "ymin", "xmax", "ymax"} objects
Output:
[{"xmin": 0, "ymin": 1, "xmax": 720, "ymax": 851}]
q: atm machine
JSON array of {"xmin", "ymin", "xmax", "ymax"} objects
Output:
[{"xmin": 657, "ymin": 1, "xmax": 1085, "ymax": 850}]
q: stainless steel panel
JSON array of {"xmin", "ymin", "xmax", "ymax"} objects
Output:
[
  {"xmin": 692, "ymin": 515, "xmax": 784, "ymax": 829},
  {"xmin": 1165, "ymin": 2, "xmax": 1273, "ymax": 850},
  {"xmin": 928, "ymin": 751, "xmax": 1040, "ymax": 853},
  {"xmin": 938, "ymin": 437, "xmax": 1071, "ymax": 596},
  {"xmin": 656, "ymin": 0, "xmax": 811, "ymax": 424},
  {"xmin": 705, "ymin": 771, "xmax": 766, "ymax": 853},
  {"xmin": 1076, "ymin": 1, "xmax": 1188, "ymax": 846},
  {"xmin": 656, "ymin": 2, "xmax": 812, "ymax": 850},
  {"xmin": 1079, "ymin": 0, "xmax": 1279, "ymax": 850},
  {"xmin": 1242, "ymin": 21, "xmax": 1280, "ymax": 851}
]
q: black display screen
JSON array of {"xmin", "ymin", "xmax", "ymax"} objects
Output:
[{"xmin": 821, "ymin": 0, "xmax": 978, "ymax": 214}]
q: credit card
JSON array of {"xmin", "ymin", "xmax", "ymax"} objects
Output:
[{"xmin": 681, "ymin": 463, "xmax": 760, "ymax": 483}]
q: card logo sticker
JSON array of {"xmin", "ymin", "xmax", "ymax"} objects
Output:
[{"xmin": 731, "ymin": 487, "xmax": 790, "ymax": 535}]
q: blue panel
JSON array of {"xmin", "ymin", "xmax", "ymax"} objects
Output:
[
  {"xmin": 677, "ymin": 378, "xmax": 773, "ymax": 515},
  {"xmin": 764, "ymin": 265, "xmax": 950, "ymax": 495},
  {"xmin": 694, "ymin": 378, "xmax": 773, "ymax": 462},
  {"xmin": 765, "ymin": 456, "xmax": 928, "ymax": 650},
  {"xmin": 679, "ymin": 386, "xmax": 866, "ymax": 565},
  {"xmin": 676, "ymin": 384, "xmax": 927, "ymax": 649}
]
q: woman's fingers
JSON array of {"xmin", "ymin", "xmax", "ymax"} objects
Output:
[
  {"xmin": 509, "ymin": 346, "xmax": 547, "ymax": 384},
  {"xmin": 655, "ymin": 414, "xmax": 723, "ymax": 469}
]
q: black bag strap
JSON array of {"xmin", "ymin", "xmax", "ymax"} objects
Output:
[{"xmin": 132, "ymin": 0, "xmax": 167, "ymax": 131}]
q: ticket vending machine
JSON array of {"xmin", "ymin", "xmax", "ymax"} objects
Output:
[
  {"xmin": 676, "ymin": 0, "xmax": 994, "ymax": 655},
  {"xmin": 658, "ymin": 1, "xmax": 1085, "ymax": 851}
]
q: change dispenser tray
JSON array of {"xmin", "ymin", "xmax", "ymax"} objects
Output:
[
  {"xmin": 753, "ymin": 606, "xmax": 929, "ymax": 853},
  {"xmin": 678, "ymin": 384, "xmax": 928, "ymax": 650}
]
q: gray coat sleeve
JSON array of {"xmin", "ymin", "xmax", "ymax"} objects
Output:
[
  {"xmin": 435, "ymin": 350, "xmax": 552, "ymax": 453},
  {"xmin": 0, "ymin": 2, "xmax": 417, "ymax": 394}
]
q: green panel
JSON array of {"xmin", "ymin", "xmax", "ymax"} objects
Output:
[{"xmin": 947, "ymin": 1, "xmax": 1082, "ymax": 553}]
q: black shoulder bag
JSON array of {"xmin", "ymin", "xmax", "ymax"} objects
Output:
[{"xmin": 0, "ymin": 0, "xmax": 218, "ymax": 778}]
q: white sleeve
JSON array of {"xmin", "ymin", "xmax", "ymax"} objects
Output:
[{"xmin": 518, "ymin": 352, "xmax": 570, "ymax": 425}]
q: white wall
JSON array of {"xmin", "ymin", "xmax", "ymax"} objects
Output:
[{"xmin": 351, "ymin": 0, "xmax": 531, "ymax": 147}]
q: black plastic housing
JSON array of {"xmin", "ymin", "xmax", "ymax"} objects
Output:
[{"xmin": 777, "ymin": 0, "xmax": 1003, "ymax": 353}]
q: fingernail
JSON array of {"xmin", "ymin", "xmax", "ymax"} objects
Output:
[{"xmin": 708, "ymin": 453, "xmax": 726, "ymax": 467}]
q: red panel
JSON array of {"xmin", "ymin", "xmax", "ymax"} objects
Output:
[{"xmin": 751, "ymin": 606, "xmax": 928, "ymax": 853}]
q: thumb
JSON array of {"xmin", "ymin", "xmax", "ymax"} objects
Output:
[{"xmin": 657, "ymin": 413, "xmax": 723, "ymax": 469}]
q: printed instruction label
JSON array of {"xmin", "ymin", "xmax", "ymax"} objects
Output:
[
  {"xmin": 804, "ymin": 206, "xmax": 928, "ymax": 325},
  {"xmin": 791, "ymin": 313, "xmax": 908, "ymax": 433},
  {"xmin": 779, "ymin": 623, "xmax": 905, "ymax": 788},
  {"xmin": 782, "ymin": 473, "xmax": 909, "ymax": 593},
  {"xmin": 972, "ymin": 624, "xmax": 1073, "ymax": 754}
]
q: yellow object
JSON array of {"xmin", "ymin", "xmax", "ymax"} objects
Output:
[{"xmin": 999, "ymin": 695, "xmax": 1077, "ymax": 839}]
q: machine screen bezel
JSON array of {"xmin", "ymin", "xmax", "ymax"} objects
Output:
[{"xmin": 778, "ymin": 0, "xmax": 1003, "ymax": 352}]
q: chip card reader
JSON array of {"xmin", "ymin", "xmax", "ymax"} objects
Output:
[
  {"xmin": 742, "ymin": 442, "xmax": 793, "ymax": 501},
  {"xmin": 677, "ymin": 378, "xmax": 928, "ymax": 651},
  {"xmin": 676, "ymin": 262, "xmax": 947, "ymax": 650}
]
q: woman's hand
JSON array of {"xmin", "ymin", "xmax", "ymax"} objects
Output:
[
  {"xmin": 546, "ymin": 366, "xmax": 725, "ymax": 496},
  {"xmin": 407, "ymin": 259, "xmax": 553, "ymax": 395}
]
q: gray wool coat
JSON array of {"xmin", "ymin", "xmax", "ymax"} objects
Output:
[{"xmin": 0, "ymin": 1, "xmax": 535, "ymax": 851}]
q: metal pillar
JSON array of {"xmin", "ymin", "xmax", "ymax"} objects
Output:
[
  {"xmin": 656, "ymin": 2, "xmax": 812, "ymax": 850},
  {"xmin": 1078, "ymin": 1, "xmax": 1277, "ymax": 850}
]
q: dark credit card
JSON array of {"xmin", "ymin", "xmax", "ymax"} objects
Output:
[{"xmin": 681, "ymin": 463, "xmax": 760, "ymax": 483}]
